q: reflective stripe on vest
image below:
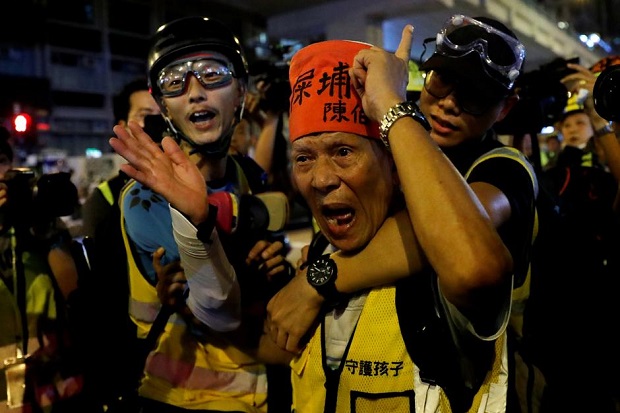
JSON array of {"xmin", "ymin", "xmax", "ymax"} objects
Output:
[
  {"xmin": 98, "ymin": 180, "xmax": 114, "ymax": 206},
  {"xmin": 119, "ymin": 180, "xmax": 268, "ymax": 411},
  {"xmin": 119, "ymin": 181, "xmax": 160, "ymax": 337}
]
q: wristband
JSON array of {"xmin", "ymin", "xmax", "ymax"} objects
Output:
[{"xmin": 195, "ymin": 205, "xmax": 219, "ymax": 244}]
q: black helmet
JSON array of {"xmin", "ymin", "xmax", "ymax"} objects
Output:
[{"xmin": 147, "ymin": 16, "xmax": 249, "ymax": 99}]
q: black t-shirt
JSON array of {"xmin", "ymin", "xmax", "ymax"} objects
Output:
[
  {"xmin": 445, "ymin": 135, "xmax": 537, "ymax": 286},
  {"xmin": 397, "ymin": 133, "xmax": 538, "ymax": 412}
]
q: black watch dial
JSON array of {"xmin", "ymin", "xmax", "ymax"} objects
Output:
[{"xmin": 308, "ymin": 256, "xmax": 336, "ymax": 286}]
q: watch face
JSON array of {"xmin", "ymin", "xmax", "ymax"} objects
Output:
[{"xmin": 308, "ymin": 257, "xmax": 335, "ymax": 286}]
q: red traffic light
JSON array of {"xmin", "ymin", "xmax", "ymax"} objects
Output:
[{"xmin": 13, "ymin": 113, "xmax": 32, "ymax": 133}]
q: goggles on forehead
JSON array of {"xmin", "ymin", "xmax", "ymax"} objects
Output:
[
  {"xmin": 435, "ymin": 15, "xmax": 525, "ymax": 88},
  {"xmin": 158, "ymin": 57, "xmax": 235, "ymax": 97}
]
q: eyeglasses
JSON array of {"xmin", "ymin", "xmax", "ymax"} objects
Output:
[
  {"xmin": 158, "ymin": 58, "xmax": 235, "ymax": 97},
  {"xmin": 435, "ymin": 15, "xmax": 525, "ymax": 89},
  {"xmin": 424, "ymin": 70, "xmax": 504, "ymax": 115}
]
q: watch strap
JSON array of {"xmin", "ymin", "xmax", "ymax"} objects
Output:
[{"xmin": 594, "ymin": 122, "xmax": 614, "ymax": 138}]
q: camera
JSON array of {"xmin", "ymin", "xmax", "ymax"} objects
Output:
[
  {"xmin": 0, "ymin": 168, "xmax": 37, "ymax": 230},
  {"xmin": 0, "ymin": 168, "xmax": 78, "ymax": 232},
  {"xmin": 249, "ymin": 40, "xmax": 301, "ymax": 115},
  {"xmin": 593, "ymin": 64, "xmax": 620, "ymax": 122},
  {"xmin": 541, "ymin": 57, "xmax": 580, "ymax": 84},
  {"xmin": 495, "ymin": 57, "xmax": 580, "ymax": 135},
  {"xmin": 522, "ymin": 57, "xmax": 580, "ymax": 126},
  {"xmin": 249, "ymin": 61, "xmax": 292, "ymax": 114}
]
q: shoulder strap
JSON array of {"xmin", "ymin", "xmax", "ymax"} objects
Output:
[
  {"xmin": 465, "ymin": 146, "xmax": 539, "ymax": 197},
  {"xmin": 141, "ymin": 306, "xmax": 172, "ymax": 358}
]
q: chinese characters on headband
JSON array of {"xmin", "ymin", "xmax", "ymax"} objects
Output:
[{"xmin": 291, "ymin": 62, "xmax": 370, "ymax": 126}]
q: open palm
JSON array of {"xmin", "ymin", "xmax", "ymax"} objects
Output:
[{"xmin": 109, "ymin": 121, "xmax": 209, "ymax": 224}]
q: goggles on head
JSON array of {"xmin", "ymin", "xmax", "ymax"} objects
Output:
[
  {"xmin": 435, "ymin": 15, "xmax": 525, "ymax": 89},
  {"xmin": 424, "ymin": 70, "xmax": 504, "ymax": 115},
  {"xmin": 158, "ymin": 57, "xmax": 235, "ymax": 97}
]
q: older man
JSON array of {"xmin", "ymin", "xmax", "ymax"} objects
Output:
[{"xmin": 267, "ymin": 16, "xmax": 538, "ymax": 412}]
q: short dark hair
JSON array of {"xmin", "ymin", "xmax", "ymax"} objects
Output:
[{"xmin": 112, "ymin": 78, "xmax": 149, "ymax": 124}]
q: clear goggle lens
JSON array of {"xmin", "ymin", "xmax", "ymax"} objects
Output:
[
  {"xmin": 158, "ymin": 58, "xmax": 234, "ymax": 97},
  {"xmin": 435, "ymin": 15, "xmax": 525, "ymax": 88}
]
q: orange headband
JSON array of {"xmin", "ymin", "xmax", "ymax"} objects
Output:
[{"xmin": 288, "ymin": 40, "xmax": 380, "ymax": 142}]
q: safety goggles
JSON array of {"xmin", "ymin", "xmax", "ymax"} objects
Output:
[
  {"xmin": 424, "ymin": 70, "xmax": 505, "ymax": 115},
  {"xmin": 157, "ymin": 57, "xmax": 235, "ymax": 97},
  {"xmin": 435, "ymin": 15, "xmax": 525, "ymax": 88}
]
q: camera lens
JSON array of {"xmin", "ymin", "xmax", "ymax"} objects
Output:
[{"xmin": 594, "ymin": 65, "xmax": 620, "ymax": 122}]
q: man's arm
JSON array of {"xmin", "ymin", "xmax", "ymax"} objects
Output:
[
  {"xmin": 350, "ymin": 25, "xmax": 513, "ymax": 312},
  {"xmin": 266, "ymin": 208, "xmax": 424, "ymax": 352},
  {"xmin": 169, "ymin": 207, "xmax": 241, "ymax": 332}
]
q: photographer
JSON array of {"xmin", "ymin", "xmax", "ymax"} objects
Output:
[
  {"xmin": 535, "ymin": 58, "xmax": 620, "ymax": 412},
  {"xmin": 0, "ymin": 125, "xmax": 88, "ymax": 412},
  {"xmin": 555, "ymin": 59, "xmax": 620, "ymax": 213},
  {"xmin": 242, "ymin": 62, "xmax": 294, "ymax": 199}
]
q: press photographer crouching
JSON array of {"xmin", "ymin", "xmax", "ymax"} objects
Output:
[{"xmin": 0, "ymin": 125, "xmax": 90, "ymax": 412}]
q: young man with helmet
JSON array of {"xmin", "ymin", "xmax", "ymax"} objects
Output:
[{"xmin": 111, "ymin": 16, "xmax": 292, "ymax": 413}]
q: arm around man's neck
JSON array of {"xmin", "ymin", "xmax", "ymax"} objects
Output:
[{"xmin": 332, "ymin": 208, "xmax": 426, "ymax": 294}]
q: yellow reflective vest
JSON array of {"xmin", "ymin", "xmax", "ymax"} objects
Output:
[
  {"xmin": 119, "ymin": 181, "xmax": 268, "ymax": 412},
  {"xmin": 291, "ymin": 286, "xmax": 508, "ymax": 413}
]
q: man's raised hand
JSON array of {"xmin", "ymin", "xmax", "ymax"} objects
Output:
[{"xmin": 109, "ymin": 120, "xmax": 209, "ymax": 224}]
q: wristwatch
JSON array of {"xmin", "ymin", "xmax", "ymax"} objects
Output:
[
  {"xmin": 306, "ymin": 254, "xmax": 341, "ymax": 305},
  {"xmin": 379, "ymin": 101, "xmax": 431, "ymax": 149}
]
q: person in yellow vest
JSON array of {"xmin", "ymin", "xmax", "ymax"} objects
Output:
[
  {"xmin": 265, "ymin": 16, "xmax": 537, "ymax": 412},
  {"xmin": 109, "ymin": 16, "xmax": 295, "ymax": 413},
  {"xmin": 111, "ymin": 15, "xmax": 538, "ymax": 413}
]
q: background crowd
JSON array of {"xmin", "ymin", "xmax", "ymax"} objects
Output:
[{"xmin": 1, "ymin": 9, "xmax": 619, "ymax": 413}]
